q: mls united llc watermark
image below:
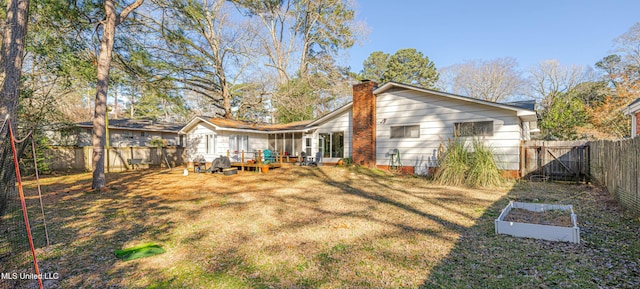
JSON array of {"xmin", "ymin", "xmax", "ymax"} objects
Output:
[{"xmin": 1, "ymin": 272, "xmax": 59, "ymax": 280}]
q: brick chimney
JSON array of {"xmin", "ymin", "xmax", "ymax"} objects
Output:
[
  {"xmin": 352, "ymin": 80, "xmax": 378, "ymax": 167},
  {"xmin": 636, "ymin": 112, "xmax": 640, "ymax": 136}
]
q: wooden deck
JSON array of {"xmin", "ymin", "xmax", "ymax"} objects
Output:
[
  {"xmin": 225, "ymin": 150, "xmax": 300, "ymax": 173},
  {"xmin": 231, "ymin": 162, "xmax": 294, "ymax": 172}
]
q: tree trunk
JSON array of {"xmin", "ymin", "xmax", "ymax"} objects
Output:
[
  {"xmin": 91, "ymin": 0, "xmax": 144, "ymax": 189},
  {"xmin": 0, "ymin": 0, "xmax": 29, "ymax": 125},
  {"xmin": 91, "ymin": 0, "xmax": 117, "ymax": 189},
  {"xmin": 222, "ymin": 81, "xmax": 232, "ymax": 119}
]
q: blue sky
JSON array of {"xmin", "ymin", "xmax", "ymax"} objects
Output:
[{"xmin": 345, "ymin": 0, "xmax": 640, "ymax": 73}]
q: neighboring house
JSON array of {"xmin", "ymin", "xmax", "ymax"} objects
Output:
[
  {"xmin": 48, "ymin": 118, "xmax": 184, "ymax": 147},
  {"xmin": 180, "ymin": 81, "xmax": 538, "ymax": 176},
  {"xmin": 625, "ymin": 98, "xmax": 640, "ymax": 137}
]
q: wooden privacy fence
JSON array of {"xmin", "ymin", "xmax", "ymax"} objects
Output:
[
  {"xmin": 521, "ymin": 140, "xmax": 590, "ymax": 182},
  {"xmin": 42, "ymin": 146, "xmax": 186, "ymax": 172},
  {"xmin": 590, "ymin": 138, "xmax": 640, "ymax": 215}
]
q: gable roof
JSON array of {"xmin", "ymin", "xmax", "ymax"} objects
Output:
[
  {"xmin": 179, "ymin": 116, "xmax": 313, "ymax": 134},
  {"xmin": 374, "ymin": 82, "xmax": 538, "ymax": 121},
  {"xmin": 208, "ymin": 117, "xmax": 312, "ymax": 131},
  {"xmin": 305, "ymin": 102, "xmax": 353, "ymax": 127},
  {"xmin": 76, "ymin": 118, "xmax": 183, "ymax": 133}
]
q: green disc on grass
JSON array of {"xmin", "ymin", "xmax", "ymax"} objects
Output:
[{"xmin": 114, "ymin": 242, "xmax": 165, "ymax": 261}]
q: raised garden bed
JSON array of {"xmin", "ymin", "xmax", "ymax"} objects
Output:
[{"xmin": 495, "ymin": 201, "xmax": 580, "ymax": 243}]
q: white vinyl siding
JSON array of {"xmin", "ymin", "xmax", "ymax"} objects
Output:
[
  {"xmin": 376, "ymin": 89, "xmax": 523, "ymax": 174},
  {"xmin": 390, "ymin": 125, "xmax": 420, "ymax": 138},
  {"xmin": 185, "ymin": 123, "xmax": 269, "ymax": 163}
]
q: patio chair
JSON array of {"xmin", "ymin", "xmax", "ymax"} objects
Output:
[
  {"xmin": 263, "ymin": 149, "xmax": 275, "ymax": 164},
  {"xmin": 300, "ymin": 151, "xmax": 310, "ymax": 166},
  {"xmin": 301, "ymin": 151, "xmax": 322, "ymax": 167},
  {"xmin": 311, "ymin": 151, "xmax": 322, "ymax": 167}
]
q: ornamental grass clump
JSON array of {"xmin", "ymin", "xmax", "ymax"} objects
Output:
[
  {"xmin": 433, "ymin": 137, "xmax": 505, "ymax": 188},
  {"xmin": 433, "ymin": 138, "xmax": 469, "ymax": 187},
  {"xmin": 466, "ymin": 139, "xmax": 504, "ymax": 188}
]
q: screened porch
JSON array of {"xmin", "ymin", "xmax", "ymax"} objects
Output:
[{"xmin": 268, "ymin": 132, "xmax": 305, "ymax": 161}]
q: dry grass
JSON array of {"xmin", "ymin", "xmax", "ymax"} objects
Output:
[{"xmin": 5, "ymin": 166, "xmax": 640, "ymax": 288}]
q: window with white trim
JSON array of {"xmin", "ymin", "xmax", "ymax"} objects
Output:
[
  {"xmin": 123, "ymin": 131, "xmax": 135, "ymax": 139},
  {"xmin": 229, "ymin": 135, "xmax": 249, "ymax": 153},
  {"xmin": 454, "ymin": 121, "xmax": 494, "ymax": 137},
  {"xmin": 206, "ymin": 134, "xmax": 216, "ymax": 154},
  {"xmin": 390, "ymin": 125, "xmax": 420, "ymax": 139}
]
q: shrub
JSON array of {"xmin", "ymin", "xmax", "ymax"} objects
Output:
[
  {"xmin": 466, "ymin": 139, "xmax": 503, "ymax": 188},
  {"xmin": 433, "ymin": 137, "xmax": 504, "ymax": 188},
  {"xmin": 433, "ymin": 138, "xmax": 469, "ymax": 187}
]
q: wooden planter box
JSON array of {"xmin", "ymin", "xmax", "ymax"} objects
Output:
[{"xmin": 495, "ymin": 201, "xmax": 580, "ymax": 243}]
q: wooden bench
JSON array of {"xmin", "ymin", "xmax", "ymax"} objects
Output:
[{"xmin": 220, "ymin": 167, "xmax": 238, "ymax": 176}]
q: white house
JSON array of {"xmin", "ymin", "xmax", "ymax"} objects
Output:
[
  {"xmin": 179, "ymin": 81, "xmax": 538, "ymax": 177},
  {"xmin": 179, "ymin": 118, "xmax": 313, "ymax": 163},
  {"xmin": 624, "ymin": 98, "xmax": 640, "ymax": 137}
]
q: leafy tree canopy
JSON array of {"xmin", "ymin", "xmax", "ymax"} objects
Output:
[
  {"xmin": 539, "ymin": 91, "xmax": 588, "ymax": 140},
  {"xmin": 359, "ymin": 48, "xmax": 438, "ymax": 88}
]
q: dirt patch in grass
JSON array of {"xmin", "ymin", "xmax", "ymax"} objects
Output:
[
  {"xmin": 3, "ymin": 167, "xmax": 639, "ymax": 288},
  {"xmin": 503, "ymin": 208, "xmax": 574, "ymax": 227}
]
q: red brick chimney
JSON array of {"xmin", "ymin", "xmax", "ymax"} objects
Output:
[
  {"xmin": 636, "ymin": 112, "xmax": 640, "ymax": 136},
  {"xmin": 352, "ymin": 80, "xmax": 378, "ymax": 167}
]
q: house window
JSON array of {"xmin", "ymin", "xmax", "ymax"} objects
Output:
[
  {"xmin": 305, "ymin": 137, "xmax": 312, "ymax": 156},
  {"xmin": 454, "ymin": 121, "xmax": 494, "ymax": 137},
  {"xmin": 123, "ymin": 131, "xmax": 135, "ymax": 139},
  {"xmin": 141, "ymin": 131, "xmax": 149, "ymax": 137},
  {"xmin": 320, "ymin": 133, "xmax": 330, "ymax": 158},
  {"xmin": 331, "ymin": 132, "xmax": 344, "ymax": 158},
  {"xmin": 390, "ymin": 125, "xmax": 420, "ymax": 139},
  {"xmin": 268, "ymin": 134, "xmax": 276, "ymax": 151},
  {"xmin": 319, "ymin": 132, "xmax": 344, "ymax": 158},
  {"xmin": 229, "ymin": 135, "xmax": 249, "ymax": 153},
  {"xmin": 206, "ymin": 134, "xmax": 216, "ymax": 154}
]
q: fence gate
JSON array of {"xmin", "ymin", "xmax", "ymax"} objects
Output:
[{"xmin": 521, "ymin": 140, "xmax": 590, "ymax": 182}]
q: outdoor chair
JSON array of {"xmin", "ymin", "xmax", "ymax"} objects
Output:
[
  {"xmin": 312, "ymin": 151, "xmax": 322, "ymax": 167},
  {"xmin": 263, "ymin": 149, "xmax": 275, "ymax": 164},
  {"xmin": 300, "ymin": 151, "xmax": 322, "ymax": 167},
  {"xmin": 300, "ymin": 151, "xmax": 310, "ymax": 166}
]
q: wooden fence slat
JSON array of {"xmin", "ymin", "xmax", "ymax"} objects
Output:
[
  {"xmin": 589, "ymin": 138, "xmax": 640, "ymax": 216},
  {"xmin": 522, "ymin": 140, "xmax": 589, "ymax": 181},
  {"xmin": 43, "ymin": 146, "xmax": 187, "ymax": 172}
]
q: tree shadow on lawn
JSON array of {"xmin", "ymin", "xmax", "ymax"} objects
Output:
[
  {"xmin": 166, "ymin": 166, "xmax": 511, "ymax": 288},
  {"xmin": 14, "ymin": 169, "xmax": 182, "ymax": 288},
  {"xmin": 23, "ymin": 166, "xmax": 638, "ymax": 288},
  {"xmin": 420, "ymin": 181, "xmax": 640, "ymax": 288},
  {"xmin": 85, "ymin": 166, "xmax": 510, "ymax": 288}
]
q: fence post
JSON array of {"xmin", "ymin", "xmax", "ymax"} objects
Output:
[{"xmin": 520, "ymin": 141, "xmax": 525, "ymax": 178}]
